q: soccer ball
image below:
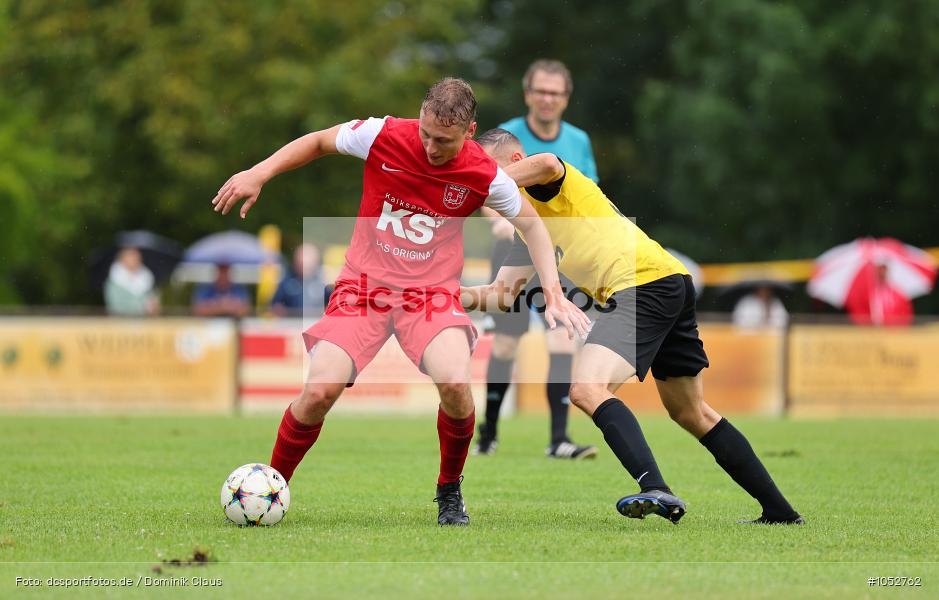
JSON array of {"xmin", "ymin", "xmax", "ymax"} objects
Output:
[{"xmin": 220, "ymin": 463, "xmax": 290, "ymax": 526}]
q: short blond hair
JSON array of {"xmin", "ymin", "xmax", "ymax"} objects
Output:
[{"xmin": 421, "ymin": 77, "xmax": 477, "ymax": 129}]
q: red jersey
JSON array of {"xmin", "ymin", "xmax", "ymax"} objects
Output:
[{"xmin": 334, "ymin": 117, "xmax": 521, "ymax": 292}]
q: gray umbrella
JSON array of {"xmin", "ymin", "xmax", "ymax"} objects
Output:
[
  {"xmin": 183, "ymin": 230, "xmax": 277, "ymax": 265},
  {"xmin": 88, "ymin": 230, "xmax": 183, "ymax": 288}
]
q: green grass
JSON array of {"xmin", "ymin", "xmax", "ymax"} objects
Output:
[{"xmin": 2, "ymin": 413, "xmax": 937, "ymax": 598}]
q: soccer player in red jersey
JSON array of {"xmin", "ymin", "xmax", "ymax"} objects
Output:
[{"xmin": 212, "ymin": 78, "xmax": 589, "ymax": 525}]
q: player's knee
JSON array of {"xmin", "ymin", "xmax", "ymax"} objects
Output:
[
  {"xmin": 666, "ymin": 404, "xmax": 706, "ymax": 432},
  {"xmin": 436, "ymin": 380, "xmax": 471, "ymax": 401},
  {"xmin": 569, "ymin": 382, "xmax": 603, "ymax": 410},
  {"xmin": 437, "ymin": 381, "xmax": 473, "ymax": 418},
  {"xmin": 296, "ymin": 383, "xmax": 340, "ymax": 418}
]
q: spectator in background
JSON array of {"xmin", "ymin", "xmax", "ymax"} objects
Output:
[
  {"xmin": 846, "ymin": 261, "xmax": 913, "ymax": 326},
  {"xmin": 733, "ymin": 285, "xmax": 789, "ymax": 329},
  {"xmin": 192, "ymin": 263, "xmax": 250, "ymax": 317},
  {"xmin": 498, "ymin": 59, "xmax": 598, "ymax": 182},
  {"xmin": 271, "ymin": 242, "xmax": 327, "ymax": 317},
  {"xmin": 474, "ymin": 59, "xmax": 600, "ymax": 459},
  {"xmin": 104, "ymin": 247, "xmax": 160, "ymax": 316}
]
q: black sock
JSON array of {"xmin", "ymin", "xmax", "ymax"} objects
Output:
[
  {"xmin": 547, "ymin": 353, "xmax": 573, "ymax": 445},
  {"xmin": 592, "ymin": 398, "xmax": 670, "ymax": 493},
  {"xmin": 699, "ymin": 418, "xmax": 798, "ymax": 520},
  {"xmin": 484, "ymin": 356, "xmax": 513, "ymax": 437}
]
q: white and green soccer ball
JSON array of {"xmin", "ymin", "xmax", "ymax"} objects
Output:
[{"xmin": 220, "ymin": 463, "xmax": 290, "ymax": 526}]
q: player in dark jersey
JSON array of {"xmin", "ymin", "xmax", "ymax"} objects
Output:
[
  {"xmin": 212, "ymin": 80, "xmax": 590, "ymax": 526},
  {"xmin": 462, "ymin": 129, "xmax": 803, "ymax": 525}
]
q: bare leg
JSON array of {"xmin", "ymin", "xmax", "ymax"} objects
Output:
[
  {"xmin": 568, "ymin": 343, "xmax": 634, "ymax": 416},
  {"xmin": 292, "ymin": 340, "xmax": 354, "ymax": 424},
  {"xmin": 655, "ymin": 374, "xmax": 721, "ymax": 438},
  {"xmin": 270, "ymin": 340, "xmax": 354, "ymax": 482},
  {"xmin": 423, "ymin": 327, "xmax": 474, "ymax": 419}
]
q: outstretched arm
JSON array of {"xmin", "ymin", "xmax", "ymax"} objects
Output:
[
  {"xmin": 508, "ymin": 200, "xmax": 560, "ymax": 296},
  {"xmin": 460, "ymin": 264, "xmax": 535, "ymax": 313},
  {"xmin": 212, "ymin": 124, "xmax": 343, "ymax": 218},
  {"xmin": 502, "ymin": 153, "xmax": 565, "ymax": 188},
  {"xmin": 480, "ymin": 161, "xmax": 589, "ymax": 338},
  {"xmin": 508, "ymin": 200, "xmax": 589, "ymax": 337}
]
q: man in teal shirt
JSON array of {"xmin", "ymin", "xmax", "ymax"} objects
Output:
[
  {"xmin": 498, "ymin": 59, "xmax": 598, "ymax": 182},
  {"xmin": 476, "ymin": 59, "xmax": 598, "ymax": 460}
]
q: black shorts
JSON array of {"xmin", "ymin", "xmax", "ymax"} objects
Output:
[
  {"xmin": 585, "ymin": 274, "xmax": 709, "ymax": 381},
  {"xmin": 487, "ymin": 238, "xmax": 588, "ymax": 338}
]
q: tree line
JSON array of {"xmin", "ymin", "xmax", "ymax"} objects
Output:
[{"xmin": 2, "ymin": 0, "xmax": 937, "ymax": 309}]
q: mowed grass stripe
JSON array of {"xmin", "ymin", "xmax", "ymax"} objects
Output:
[{"xmin": 2, "ymin": 415, "xmax": 937, "ymax": 597}]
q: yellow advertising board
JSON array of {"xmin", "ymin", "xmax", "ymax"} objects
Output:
[
  {"xmin": 0, "ymin": 317, "xmax": 236, "ymax": 413},
  {"xmin": 516, "ymin": 324, "xmax": 786, "ymax": 416},
  {"xmin": 787, "ymin": 324, "xmax": 939, "ymax": 416}
]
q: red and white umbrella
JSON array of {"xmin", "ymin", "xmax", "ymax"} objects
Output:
[{"xmin": 808, "ymin": 237, "xmax": 937, "ymax": 313}]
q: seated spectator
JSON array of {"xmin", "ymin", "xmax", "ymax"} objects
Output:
[
  {"xmin": 192, "ymin": 263, "xmax": 250, "ymax": 317},
  {"xmin": 270, "ymin": 243, "xmax": 327, "ymax": 317},
  {"xmin": 105, "ymin": 247, "xmax": 160, "ymax": 316},
  {"xmin": 733, "ymin": 284, "xmax": 789, "ymax": 329}
]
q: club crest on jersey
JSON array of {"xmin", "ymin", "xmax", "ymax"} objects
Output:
[{"xmin": 443, "ymin": 183, "xmax": 470, "ymax": 210}]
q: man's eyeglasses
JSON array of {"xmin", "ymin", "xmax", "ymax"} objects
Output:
[{"xmin": 526, "ymin": 87, "xmax": 569, "ymax": 99}]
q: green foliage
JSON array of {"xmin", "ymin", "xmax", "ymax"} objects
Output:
[
  {"xmin": 636, "ymin": 0, "xmax": 834, "ymax": 261},
  {"xmin": 2, "ymin": 0, "xmax": 938, "ymax": 305},
  {"xmin": 636, "ymin": 0, "xmax": 939, "ymax": 261},
  {"xmin": 0, "ymin": 88, "xmax": 87, "ymax": 303},
  {"xmin": 474, "ymin": 0, "xmax": 939, "ymax": 267},
  {"xmin": 1, "ymin": 0, "xmax": 479, "ymax": 304}
]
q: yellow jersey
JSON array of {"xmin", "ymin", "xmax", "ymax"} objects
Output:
[{"xmin": 514, "ymin": 160, "xmax": 688, "ymax": 302}]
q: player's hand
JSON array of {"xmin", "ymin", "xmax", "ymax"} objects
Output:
[
  {"xmin": 212, "ymin": 168, "xmax": 265, "ymax": 219},
  {"xmin": 491, "ymin": 217, "xmax": 515, "ymax": 240},
  {"xmin": 543, "ymin": 294, "xmax": 591, "ymax": 340}
]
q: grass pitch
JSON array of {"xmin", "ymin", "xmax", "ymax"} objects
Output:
[{"xmin": 2, "ymin": 413, "xmax": 937, "ymax": 598}]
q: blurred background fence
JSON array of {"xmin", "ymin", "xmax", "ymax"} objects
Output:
[{"xmin": 3, "ymin": 312, "xmax": 938, "ymax": 417}]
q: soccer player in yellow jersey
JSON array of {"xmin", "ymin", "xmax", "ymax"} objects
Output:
[{"xmin": 463, "ymin": 129, "xmax": 803, "ymax": 525}]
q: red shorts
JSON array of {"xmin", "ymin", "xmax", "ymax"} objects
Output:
[{"xmin": 302, "ymin": 278, "xmax": 478, "ymax": 384}]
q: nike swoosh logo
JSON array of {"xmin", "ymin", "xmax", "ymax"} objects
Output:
[
  {"xmin": 452, "ymin": 310, "xmax": 464, "ymax": 317},
  {"xmin": 381, "ymin": 163, "xmax": 404, "ymax": 173}
]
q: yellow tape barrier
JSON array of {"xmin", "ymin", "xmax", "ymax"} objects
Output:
[{"xmin": 326, "ymin": 245, "xmax": 939, "ymax": 287}]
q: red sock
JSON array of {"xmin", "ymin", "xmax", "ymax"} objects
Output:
[
  {"xmin": 270, "ymin": 405, "xmax": 323, "ymax": 483},
  {"xmin": 437, "ymin": 408, "xmax": 475, "ymax": 485}
]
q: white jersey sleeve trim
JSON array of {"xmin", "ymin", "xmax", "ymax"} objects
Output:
[
  {"xmin": 335, "ymin": 117, "xmax": 387, "ymax": 160},
  {"xmin": 484, "ymin": 167, "xmax": 523, "ymax": 219}
]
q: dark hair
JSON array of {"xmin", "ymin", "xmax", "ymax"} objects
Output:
[
  {"xmin": 421, "ymin": 77, "xmax": 477, "ymax": 128},
  {"xmin": 522, "ymin": 59, "xmax": 573, "ymax": 94},
  {"xmin": 476, "ymin": 128, "xmax": 522, "ymax": 154}
]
